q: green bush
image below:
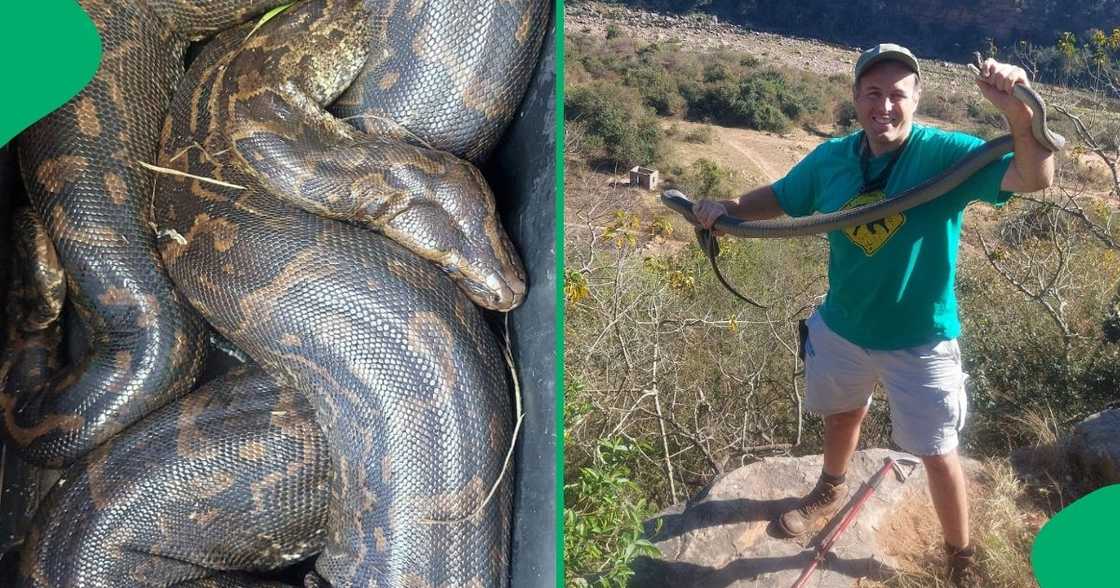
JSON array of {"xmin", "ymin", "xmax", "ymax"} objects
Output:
[
  {"xmin": 579, "ymin": 53, "xmax": 625, "ymax": 78},
  {"xmin": 566, "ymin": 82, "xmax": 665, "ymax": 167},
  {"xmin": 703, "ymin": 62, "xmax": 731, "ymax": 83},
  {"xmin": 744, "ymin": 100, "xmax": 791, "ymax": 133},
  {"xmin": 740, "ymin": 55, "xmax": 761, "ymax": 68},
  {"xmin": 564, "ymin": 438, "xmax": 661, "ymax": 587},
  {"xmin": 683, "ymin": 125, "xmax": 715, "ymax": 144},
  {"xmin": 686, "ymin": 69, "xmax": 823, "ymax": 133},
  {"xmin": 674, "ymin": 158, "xmax": 735, "ymax": 201},
  {"xmin": 625, "ymin": 66, "xmax": 685, "ymax": 116},
  {"xmin": 567, "ymin": 30, "xmax": 855, "ymax": 135}
]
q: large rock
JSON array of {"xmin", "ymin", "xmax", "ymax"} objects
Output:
[
  {"xmin": 1070, "ymin": 409, "xmax": 1120, "ymax": 486},
  {"xmin": 630, "ymin": 449, "xmax": 933, "ymax": 588}
]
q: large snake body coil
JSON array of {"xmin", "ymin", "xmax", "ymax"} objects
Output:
[
  {"xmin": 18, "ymin": 365, "xmax": 330, "ymax": 587},
  {"xmin": 11, "ymin": 0, "xmax": 547, "ymax": 585},
  {"xmin": 5, "ymin": 0, "xmax": 292, "ymax": 468},
  {"xmin": 148, "ymin": 0, "xmax": 544, "ymax": 585}
]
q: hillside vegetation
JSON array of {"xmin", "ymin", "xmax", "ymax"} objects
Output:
[
  {"xmin": 570, "ymin": 0, "xmax": 1120, "ymax": 79},
  {"xmin": 564, "ymin": 5, "xmax": 1120, "ymax": 587}
]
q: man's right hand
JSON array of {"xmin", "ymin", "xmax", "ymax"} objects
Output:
[
  {"xmin": 687, "ymin": 185, "xmax": 785, "ymax": 231},
  {"xmin": 692, "ymin": 199, "xmax": 728, "ymax": 231}
]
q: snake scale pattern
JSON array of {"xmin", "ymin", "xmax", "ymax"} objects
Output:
[
  {"xmin": 4, "ymin": 0, "xmax": 275, "ymax": 468},
  {"xmin": 3, "ymin": 209, "xmax": 66, "ymax": 405},
  {"xmin": 5, "ymin": 0, "xmax": 548, "ymax": 585},
  {"xmin": 19, "ymin": 364, "xmax": 330, "ymax": 586}
]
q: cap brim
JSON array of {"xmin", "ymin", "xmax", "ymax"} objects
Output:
[{"xmin": 857, "ymin": 53, "xmax": 920, "ymax": 80}]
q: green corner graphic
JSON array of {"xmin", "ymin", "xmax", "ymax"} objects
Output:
[
  {"xmin": 0, "ymin": 1, "xmax": 101, "ymax": 146},
  {"xmin": 1032, "ymin": 483, "xmax": 1120, "ymax": 586}
]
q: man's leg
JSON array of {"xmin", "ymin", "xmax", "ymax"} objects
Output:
[
  {"xmin": 823, "ymin": 405, "xmax": 870, "ymax": 477},
  {"xmin": 923, "ymin": 449, "xmax": 969, "ymax": 549},
  {"xmin": 778, "ymin": 314, "xmax": 876, "ymax": 537},
  {"xmin": 876, "ymin": 338, "xmax": 975, "ymax": 585}
]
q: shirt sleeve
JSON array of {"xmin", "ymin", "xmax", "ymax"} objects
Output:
[
  {"xmin": 938, "ymin": 131, "xmax": 1015, "ymax": 208},
  {"xmin": 772, "ymin": 144, "xmax": 823, "ymax": 217}
]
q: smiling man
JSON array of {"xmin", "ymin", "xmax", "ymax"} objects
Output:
[{"xmin": 693, "ymin": 43, "xmax": 1054, "ymax": 586}]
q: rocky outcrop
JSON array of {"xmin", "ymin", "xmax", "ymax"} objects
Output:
[
  {"xmin": 571, "ymin": 0, "xmax": 1120, "ymax": 61},
  {"xmin": 1070, "ymin": 409, "xmax": 1120, "ymax": 486},
  {"xmin": 567, "ymin": 2, "xmax": 737, "ymax": 40},
  {"xmin": 630, "ymin": 449, "xmax": 940, "ymax": 588}
]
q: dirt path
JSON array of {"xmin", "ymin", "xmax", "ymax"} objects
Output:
[
  {"xmin": 718, "ymin": 126, "xmax": 819, "ymax": 183},
  {"xmin": 723, "ymin": 140, "xmax": 780, "ymax": 183},
  {"xmin": 660, "ymin": 119, "xmax": 821, "ymax": 190}
]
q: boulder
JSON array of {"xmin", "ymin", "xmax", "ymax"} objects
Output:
[
  {"xmin": 630, "ymin": 449, "xmax": 933, "ymax": 588},
  {"xmin": 1070, "ymin": 409, "xmax": 1120, "ymax": 485}
]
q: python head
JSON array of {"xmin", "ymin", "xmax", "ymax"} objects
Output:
[{"xmin": 379, "ymin": 152, "xmax": 527, "ymax": 312}]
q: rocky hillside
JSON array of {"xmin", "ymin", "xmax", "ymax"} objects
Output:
[
  {"xmin": 567, "ymin": 2, "xmax": 1120, "ymax": 117},
  {"xmin": 570, "ymin": 0, "xmax": 1120, "ymax": 60}
]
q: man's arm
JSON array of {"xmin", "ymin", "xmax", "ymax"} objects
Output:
[
  {"xmin": 974, "ymin": 59, "xmax": 1055, "ymax": 193},
  {"xmin": 692, "ymin": 184, "xmax": 784, "ymax": 230}
]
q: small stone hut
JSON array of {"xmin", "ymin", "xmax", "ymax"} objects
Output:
[{"xmin": 629, "ymin": 166, "xmax": 659, "ymax": 191}]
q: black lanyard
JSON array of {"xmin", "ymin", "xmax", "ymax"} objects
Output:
[{"xmin": 858, "ymin": 132, "xmax": 908, "ymax": 193}]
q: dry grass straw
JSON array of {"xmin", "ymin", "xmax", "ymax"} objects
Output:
[{"xmin": 136, "ymin": 161, "xmax": 246, "ymax": 190}]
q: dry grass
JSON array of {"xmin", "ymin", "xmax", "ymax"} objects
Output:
[
  {"xmin": 659, "ymin": 119, "xmax": 765, "ymax": 191},
  {"xmin": 867, "ymin": 459, "xmax": 1049, "ymax": 588},
  {"xmin": 867, "ymin": 406, "xmax": 1077, "ymax": 588},
  {"xmin": 1067, "ymin": 155, "xmax": 1115, "ymax": 192},
  {"xmin": 974, "ymin": 462, "xmax": 1049, "ymax": 586}
]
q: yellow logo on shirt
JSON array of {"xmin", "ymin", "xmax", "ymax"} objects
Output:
[{"xmin": 840, "ymin": 190, "xmax": 905, "ymax": 255}]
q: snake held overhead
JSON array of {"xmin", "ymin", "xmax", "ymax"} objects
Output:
[
  {"xmin": 662, "ymin": 73, "xmax": 1064, "ymax": 238},
  {"xmin": 661, "ymin": 64, "xmax": 1064, "ymax": 306}
]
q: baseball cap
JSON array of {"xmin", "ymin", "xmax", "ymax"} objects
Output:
[{"xmin": 854, "ymin": 43, "xmax": 920, "ymax": 83}]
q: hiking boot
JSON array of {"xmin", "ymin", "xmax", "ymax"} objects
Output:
[
  {"xmin": 776, "ymin": 477, "xmax": 848, "ymax": 537},
  {"xmin": 946, "ymin": 542, "xmax": 980, "ymax": 587}
]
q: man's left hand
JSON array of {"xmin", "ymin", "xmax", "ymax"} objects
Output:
[{"xmin": 974, "ymin": 58, "xmax": 1033, "ymax": 125}]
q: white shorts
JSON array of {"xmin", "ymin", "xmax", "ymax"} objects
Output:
[{"xmin": 803, "ymin": 312, "xmax": 968, "ymax": 456}]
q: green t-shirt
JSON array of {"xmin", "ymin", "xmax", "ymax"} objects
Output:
[{"xmin": 772, "ymin": 123, "xmax": 1013, "ymax": 350}]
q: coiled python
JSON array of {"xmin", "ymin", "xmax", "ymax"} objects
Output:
[
  {"xmin": 10, "ymin": 0, "xmax": 546, "ymax": 585},
  {"xmin": 8, "ymin": 206, "xmax": 330, "ymax": 587},
  {"xmin": 151, "ymin": 0, "xmax": 542, "ymax": 585},
  {"xmin": 3, "ymin": 209, "xmax": 65, "ymax": 426},
  {"xmin": 4, "ymin": 0, "xmax": 293, "ymax": 469}
]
